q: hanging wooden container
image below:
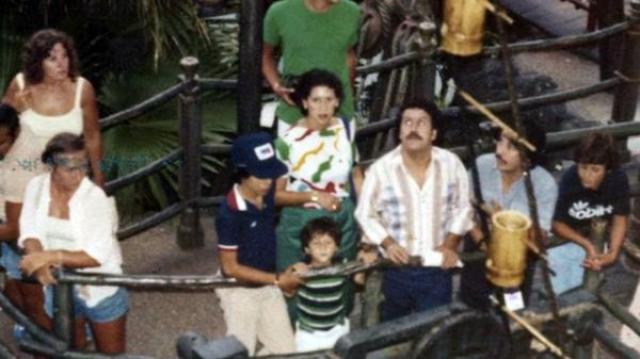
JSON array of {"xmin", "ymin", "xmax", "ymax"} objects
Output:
[
  {"xmin": 440, "ymin": 0, "xmax": 487, "ymax": 56},
  {"xmin": 486, "ymin": 210, "xmax": 531, "ymax": 288}
]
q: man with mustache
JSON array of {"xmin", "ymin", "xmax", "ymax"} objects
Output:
[
  {"xmin": 355, "ymin": 99, "xmax": 474, "ymax": 321},
  {"xmin": 460, "ymin": 122, "xmax": 558, "ymax": 309}
]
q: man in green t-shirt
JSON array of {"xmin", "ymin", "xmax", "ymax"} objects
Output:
[{"xmin": 262, "ymin": 0, "xmax": 360, "ymax": 135}]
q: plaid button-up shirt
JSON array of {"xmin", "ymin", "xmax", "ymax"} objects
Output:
[{"xmin": 355, "ymin": 146, "xmax": 474, "ymax": 259}]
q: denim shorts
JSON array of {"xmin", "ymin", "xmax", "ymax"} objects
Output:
[
  {"xmin": 0, "ymin": 243, "xmax": 22, "ymax": 280},
  {"xmin": 45, "ymin": 286, "xmax": 129, "ymax": 323}
]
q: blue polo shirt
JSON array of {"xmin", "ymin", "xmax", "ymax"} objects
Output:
[
  {"xmin": 216, "ymin": 184, "xmax": 277, "ymax": 272},
  {"xmin": 471, "ymin": 153, "xmax": 558, "ymax": 232}
]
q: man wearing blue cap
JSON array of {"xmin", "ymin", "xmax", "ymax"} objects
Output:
[{"xmin": 215, "ymin": 132, "xmax": 301, "ymax": 355}]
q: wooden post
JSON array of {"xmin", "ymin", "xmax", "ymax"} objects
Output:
[
  {"xmin": 53, "ymin": 283, "xmax": 74, "ymax": 346},
  {"xmin": 177, "ymin": 56, "xmax": 204, "ymax": 249},
  {"xmin": 597, "ymin": 0, "xmax": 626, "ymax": 80},
  {"xmin": 360, "ymin": 270, "xmax": 383, "ymax": 329},
  {"xmin": 237, "ymin": 0, "xmax": 263, "ymax": 134},
  {"xmin": 411, "ymin": 20, "xmax": 436, "ymax": 100},
  {"xmin": 612, "ymin": 0, "xmax": 640, "ymax": 123},
  {"xmin": 584, "ymin": 219, "xmax": 607, "ymax": 292}
]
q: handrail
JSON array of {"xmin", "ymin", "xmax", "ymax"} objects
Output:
[
  {"xmin": 356, "ymin": 78, "xmax": 621, "ymax": 138},
  {"xmin": 353, "ymin": 21, "xmax": 629, "ymax": 78},
  {"xmin": 20, "ymin": 338, "xmax": 154, "ymax": 359},
  {"xmin": 105, "ymin": 149, "xmax": 183, "ymax": 195},
  {"xmin": 356, "ymin": 52, "xmax": 422, "ymax": 75},
  {"xmin": 99, "ymin": 82, "xmax": 187, "ymax": 131},
  {"xmin": 0, "ymin": 339, "xmax": 16, "ymax": 359},
  {"xmin": 597, "ymin": 292, "xmax": 640, "ymax": 339},
  {"xmin": 483, "ymin": 21, "xmax": 629, "ymax": 55},
  {"xmin": 0, "ymin": 292, "xmax": 67, "ymax": 352},
  {"xmin": 199, "ymin": 78, "xmax": 240, "ymax": 91},
  {"xmin": 54, "ymin": 254, "xmax": 485, "ymax": 288},
  {"xmin": 201, "ymin": 143, "xmax": 232, "ymax": 155},
  {"xmin": 117, "ymin": 202, "xmax": 184, "ymax": 240},
  {"xmin": 589, "ymin": 324, "xmax": 640, "ymax": 359},
  {"xmin": 58, "ymin": 272, "xmax": 237, "ymax": 289}
]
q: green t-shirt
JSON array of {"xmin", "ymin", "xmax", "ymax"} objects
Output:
[{"xmin": 263, "ymin": 0, "xmax": 361, "ymax": 124}]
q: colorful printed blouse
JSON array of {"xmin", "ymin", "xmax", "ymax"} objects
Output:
[{"xmin": 275, "ymin": 118, "xmax": 357, "ymax": 198}]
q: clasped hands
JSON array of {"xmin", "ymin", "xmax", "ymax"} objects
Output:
[
  {"xmin": 20, "ymin": 251, "xmax": 59, "ymax": 285},
  {"xmin": 582, "ymin": 242, "xmax": 615, "ymax": 271}
]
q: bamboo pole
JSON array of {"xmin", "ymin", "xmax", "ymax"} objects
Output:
[
  {"xmin": 490, "ymin": 296, "xmax": 570, "ymax": 359},
  {"xmin": 458, "ymin": 90, "xmax": 536, "ymax": 152},
  {"xmin": 482, "ymin": 0, "xmax": 514, "ymax": 24}
]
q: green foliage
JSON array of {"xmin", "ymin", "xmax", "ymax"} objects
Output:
[
  {"xmin": 99, "ymin": 60, "xmax": 235, "ymax": 218},
  {"xmin": 1, "ymin": 0, "xmax": 239, "ymax": 218}
]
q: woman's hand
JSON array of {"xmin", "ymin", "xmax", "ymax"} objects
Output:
[
  {"xmin": 315, "ymin": 192, "xmax": 341, "ymax": 212},
  {"xmin": 272, "ymin": 83, "xmax": 295, "ymax": 106},
  {"xmin": 14, "ymin": 88, "xmax": 31, "ymax": 111},
  {"xmin": 33, "ymin": 266, "xmax": 57, "ymax": 285},
  {"xmin": 20, "ymin": 251, "xmax": 56, "ymax": 276}
]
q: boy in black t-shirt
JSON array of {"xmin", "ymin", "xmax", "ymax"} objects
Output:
[{"xmin": 552, "ymin": 133, "xmax": 630, "ymax": 271}]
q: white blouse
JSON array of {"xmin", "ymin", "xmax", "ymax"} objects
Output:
[{"xmin": 19, "ymin": 174, "xmax": 122, "ymax": 307}]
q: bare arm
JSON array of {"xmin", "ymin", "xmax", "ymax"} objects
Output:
[
  {"xmin": 262, "ymin": 44, "xmax": 294, "ymax": 105},
  {"xmin": 81, "ymin": 80, "xmax": 105, "ymax": 187},
  {"xmin": 2, "ymin": 76, "xmax": 28, "ymax": 111},
  {"xmin": 347, "ymin": 48, "xmax": 357, "ymax": 89},
  {"xmin": 219, "ymin": 249, "xmax": 301, "ymax": 294},
  {"xmin": 597, "ymin": 215, "xmax": 628, "ymax": 268},
  {"xmin": 274, "ymin": 177, "xmax": 340, "ymax": 212},
  {"xmin": 352, "ymin": 164, "xmax": 364, "ymax": 198},
  {"xmin": 552, "ymin": 219, "xmax": 597, "ymax": 258},
  {"xmin": 437, "ymin": 233, "xmax": 461, "ymax": 269},
  {"xmin": 0, "ymin": 202, "xmax": 21, "ymax": 241}
]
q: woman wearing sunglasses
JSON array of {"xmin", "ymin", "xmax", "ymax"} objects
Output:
[{"xmin": 18, "ymin": 133, "xmax": 127, "ymax": 354}]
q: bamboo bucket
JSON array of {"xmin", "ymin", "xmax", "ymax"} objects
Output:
[
  {"xmin": 440, "ymin": 0, "xmax": 487, "ymax": 56},
  {"xmin": 486, "ymin": 210, "xmax": 531, "ymax": 288}
]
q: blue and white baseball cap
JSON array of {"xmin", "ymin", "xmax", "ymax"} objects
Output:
[{"xmin": 230, "ymin": 132, "xmax": 287, "ymax": 179}]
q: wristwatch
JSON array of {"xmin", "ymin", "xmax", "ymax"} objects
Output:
[{"xmin": 310, "ymin": 191, "xmax": 319, "ymax": 203}]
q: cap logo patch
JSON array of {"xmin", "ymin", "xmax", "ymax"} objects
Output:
[{"xmin": 255, "ymin": 143, "xmax": 274, "ymax": 161}]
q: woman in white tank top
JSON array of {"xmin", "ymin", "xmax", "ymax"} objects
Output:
[{"xmin": 0, "ymin": 29, "xmax": 105, "ymax": 339}]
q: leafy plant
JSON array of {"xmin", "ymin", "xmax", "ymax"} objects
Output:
[{"xmin": 100, "ymin": 58, "xmax": 236, "ymax": 218}]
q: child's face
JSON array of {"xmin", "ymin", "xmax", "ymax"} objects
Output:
[
  {"xmin": 0, "ymin": 127, "xmax": 15, "ymax": 157},
  {"xmin": 305, "ymin": 233, "xmax": 338, "ymax": 267}
]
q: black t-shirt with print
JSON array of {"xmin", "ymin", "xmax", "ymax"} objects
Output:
[{"xmin": 553, "ymin": 165, "xmax": 630, "ymax": 229}]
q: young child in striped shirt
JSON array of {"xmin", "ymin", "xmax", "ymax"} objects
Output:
[{"xmin": 292, "ymin": 217, "xmax": 377, "ymax": 352}]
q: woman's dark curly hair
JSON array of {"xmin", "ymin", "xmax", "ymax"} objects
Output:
[
  {"xmin": 292, "ymin": 69, "xmax": 344, "ymax": 116},
  {"xmin": 22, "ymin": 29, "xmax": 80, "ymax": 84},
  {"xmin": 574, "ymin": 133, "xmax": 619, "ymax": 170}
]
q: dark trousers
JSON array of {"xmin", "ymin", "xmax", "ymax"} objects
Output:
[{"xmin": 380, "ymin": 267, "xmax": 452, "ymax": 322}]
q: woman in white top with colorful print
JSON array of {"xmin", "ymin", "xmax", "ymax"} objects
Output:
[{"xmin": 19, "ymin": 133, "xmax": 126, "ymax": 354}]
